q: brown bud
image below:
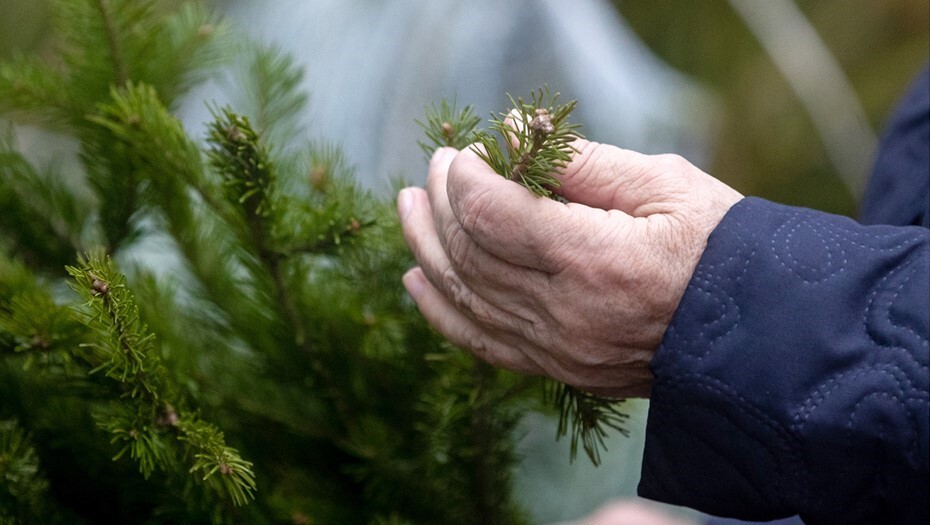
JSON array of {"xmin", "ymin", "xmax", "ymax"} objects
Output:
[
  {"xmin": 156, "ymin": 405, "xmax": 179, "ymax": 427},
  {"xmin": 441, "ymin": 122, "xmax": 454, "ymax": 141},
  {"xmin": 219, "ymin": 463, "xmax": 233, "ymax": 476},
  {"xmin": 227, "ymin": 125, "xmax": 246, "ymax": 142},
  {"xmin": 309, "ymin": 165, "xmax": 329, "ymax": 191},
  {"xmin": 91, "ymin": 277, "xmax": 110, "ymax": 296},
  {"xmin": 530, "ymin": 108, "xmax": 554, "ymax": 135},
  {"xmin": 291, "ymin": 512, "xmax": 311, "ymax": 525},
  {"xmin": 348, "ymin": 218, "xmax": 361, "ymax": 233},
  {"xmin": 197, "ymin": 24, "xmax": 214, "ymax": 37}
]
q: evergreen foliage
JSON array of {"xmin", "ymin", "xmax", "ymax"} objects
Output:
[
  {"xmin": 473, "ymin": 88, "xmax": 581, "ymax": 199},
  {"xmin": 0, "ymin": 1, "xmax": 536, "ymax": 523},
  {"xmin": 0, "ymin": 419, "xmax": 53, "ymax": 525}
]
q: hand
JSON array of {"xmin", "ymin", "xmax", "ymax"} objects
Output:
[
  {"xmin": 568, "ymin": 499, "xmax": 698, "ymax": 525},
  {"xmin": 398, "ymin": 140, "xmax": 742, "ymax": 398}
]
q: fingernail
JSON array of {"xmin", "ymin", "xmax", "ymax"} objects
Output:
[
  {"xmin": 397, "ymin": 188, "xmax": 413, "ymax": 221},
  {"xmin": 430, "ymin": 147, "xmax": 455, "ymax": 167},
  {"xmin": 402, "ymin": 268, "xmax": 425, "ymax": 299}
]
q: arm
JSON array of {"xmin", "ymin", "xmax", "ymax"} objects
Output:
[
  {"xmin": 398, "ymin": 140, "xmax": 928, "ymax": 523},
  {"xmin": 639, "ymin": 197, "xmax": 929, "ymax": 524}
]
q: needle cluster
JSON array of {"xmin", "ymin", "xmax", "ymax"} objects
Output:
[
  {"xmin": 474, "ymin": 87, "xmax": 582, "ymax": 198},
  {"xmin": 419, "ymin": 89, "xmax": 630, "ymax": 465},
  {"xmin": 1, "ymin": 1, "xmax": 534, "ymax": 522}
]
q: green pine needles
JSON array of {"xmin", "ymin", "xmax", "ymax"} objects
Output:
[
  {"xmin": 0, "ymin": 419, "xmax": 51, "ymax": 525},
  {"xmin": 419, "ymin": 89, "xmax": 630, "ymax": 466},
  {"xmin": 67, "ymin": 252, "xmax": 256, "ymax": 506},
  {"xmin": 1, "ymin": 1, "xmax": 535, "ymax": 522},
  {"xmin": 208, "ymin": 109, "xmax": 276, "ymax": 222},
  {"xmin": 416, "ymin": 99, "xmax": 482, "ymax": 158},
  {"xmin": 475, "ymin": 88, "xmax": 582, "ymax": 199}
]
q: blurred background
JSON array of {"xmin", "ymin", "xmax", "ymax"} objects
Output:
[
  {"xmin": 4, "ymin": 0, "xmax": 926, "ymax": 216},
  {"xmin": 1, "ymin": 0, "xmax": 927, "ymax": 523}
]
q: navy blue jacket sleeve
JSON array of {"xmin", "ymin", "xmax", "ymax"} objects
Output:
[
  {"xmin": 637, "ymin": 63, "xmax": 929, "ymax": 525},
  {"xmin": 637, "ymin": 198, "xmax": 928, "ymax": 524},
  {"xmin": 861, "ymin": 64, "xmax": 930, "ymax": 229}
]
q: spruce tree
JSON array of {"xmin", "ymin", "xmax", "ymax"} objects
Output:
[
  {"xmin": 0, "ymin": 1, "xmax": 536, "ymax": 523},
  {"xmin": 1, "ymin": 1, "xmax": 631, "ymax": 523}
]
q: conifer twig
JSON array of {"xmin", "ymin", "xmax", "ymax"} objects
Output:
[
  {"xmin": 92, "ymin": 0, "xmax": 130, "ymax": 86},
  {"xmin": 474, "ymin": 87, "xmax": 581, "ymax": 199},
  {"xmin": 0, "ymin": 418, "xmax": 51, "ymax": 521},
  {"xmin": 419, "ymin": 88, "xmax": 629, "ymax": 466},
  {"xmin": 416, "ymin": 99, "xmax": 482, "ymax": 158},
  {"xmin": 207, "ymin": 108, "xmax": 358, "ymax": 433},
  {"xmin": 67, "ymin": 251, "xmax": 256, "ymax": 505}
]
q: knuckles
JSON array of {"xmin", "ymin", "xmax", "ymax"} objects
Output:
[
  {"xmin": 651, "ymin": 152, "xmax": 694, "ymax": 177},
  {"xmin": 453, "ymin": 182, "xmax": 498, "ymax": 239}
]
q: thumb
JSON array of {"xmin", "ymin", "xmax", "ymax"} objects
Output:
[
  {"xmin": 444, "ymin": 146, "xmax": 621, "ymax": 272},
  {"xmin": 556, "ymin": 139, "xmax": 662, "ymax": 214}
]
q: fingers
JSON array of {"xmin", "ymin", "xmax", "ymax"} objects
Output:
[
  {"xmin": 500, "ymin": 111, "xmax": 662, "ymax": 215},
  {"xmin": 400, "ymin": 184, "xmax": 530, "ymax": 330},
  {"xmin": 399, "ymin": 150, "xmax": 546, "ymax": 339},
  {"xmin": 401, "ymin": 267, "xmax": 544, "ymax": 375},
  {"xmin": 398, "ymin": 148, "xmax": 545, "ymax": 302},
  {"xmin": 444, "ymin": 146, "xmax": 616, "ymax": 272},
  {"xmin": 554, "ymin": 139, "xmax": 660, "ymax": 214},
  {"xmin": 426, "ymin": 149, "xmax": 554, "ymax": 288}
]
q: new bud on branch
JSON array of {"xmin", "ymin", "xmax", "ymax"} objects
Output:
[{"xmin": 419, "ymin": 87, "xmax": 630, "ymax": 466}]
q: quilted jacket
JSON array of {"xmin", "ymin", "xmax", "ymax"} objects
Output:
[{"xmin": 638, "ymin": 65, "xmax": 929, "ymax": 525}]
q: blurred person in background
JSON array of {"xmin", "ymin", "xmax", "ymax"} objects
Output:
[
  {"xmin": 221, "ymin": 1, "xmax": 925, "ymax": 523},
  {"xmin": 200, "ymin": 0, "xmax": 717, "ymax": 522},
  {"xmin": 399, "ymin": 32, "xmax": 928, "ymax": 525}
]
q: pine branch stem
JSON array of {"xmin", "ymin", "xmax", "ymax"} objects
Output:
[
  {"xmin": 471, "ymin": 360, "xmax": 500, "ymax": 524},
  {"xmin": 247, "ymin": 212, "xmax": 356, "ymax": 436},
  {"xmin": 510, "ymin": 133, "xmax": 545, "ymax": 182},
  {"xmin": 92, "ymin": 0, "xmax": 130, "ymax": 86}
]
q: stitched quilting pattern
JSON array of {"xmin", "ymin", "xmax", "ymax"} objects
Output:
[{"xmin": 641, "ymin": 197, "xmax": 929, "ymax": 524}]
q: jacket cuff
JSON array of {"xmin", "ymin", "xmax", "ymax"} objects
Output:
[{"xmin": 638, "ymin": 197, "xmax": 929, "ymax": 524}]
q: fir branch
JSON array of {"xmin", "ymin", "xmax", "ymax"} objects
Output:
[
  {"xmin": 0, "ymin": 1, "xmax": 221, "ymax": 128},
  {"xmin": 147, "ymin": 2, "xmax": 226, "ymax": 106},
  {"xmin": 90, "ymin": 83, "xmax": 203, "ymax": 186},
  {"xmin": 89, "ymin": 83, "xmax": 286, "ymax": 369},
  {"xmin": 177, "ymin": 419, "xmax": 256, "ymax": 507},
  {"xmin": 414, "ymin": 349, "xmax": 528, "ymax": 525},
  {"xmin": 58, "ymin": 0, "xmax": 220, "ymax": 111},
  {"xmin": 0, "ymin": 292, "xmax": 85, "ymax": 359},
  {"xmin": 0, "ymin": 55, "xmax": 79, "ymax": 127},
  {"xmin": 207, "ymin": 108, "xmax": 358, "ymax": 433},
  {"xmin": 416, "ymin": 99, "xmax": 482, "ymax": 159},
  {"xmin": 474, "ymin": 86, "xmax": 582, "ymax": 198},
  {"xmin": 306, "ymin": 141, "xmax": 346, "ymax": 194},
  {"xmin": 51, "ymin": 0, "xmax": 157, "ymax": 118},
  {"xmin": 469, "ymin": 361, "xmax": 512, "ymax": 524},
  {"xmin": 550, "ymin": 383, "xmax": 630, "ymax": 466},
  {"xmin": 67, "ymin": 253, "xmax": 164, "ymax": 399},
  {"xmin": 234, "ymin": 44, "xmax": 309, "ymax": 145},
  {"xmin": 207, "ymin": 108, "xmax": 276, "ymax": 230},
  {"xmin": 91, "ymin": 0, "xmax": 130, "ymax": 86},
  {"xmin": 66, "ymin": 251, "xmax": 256, "ymax": 505},
  {"xmin": 88, "ymin": 82, "xmax": 208, "ymax": 249},
  {"xmin": 0, "ymin": 419, "xmax": 51, "ymax": 524},
  {"xmin": 0, "ymin": 143, "xmax": 86, "ymax": 274}
]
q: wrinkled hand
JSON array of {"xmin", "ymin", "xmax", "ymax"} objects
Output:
[
  {"xmin": 569, "ymin": 500, "xmax": 698, "ymax": 525},
  {"xmin": 398, "ymin": 140, "xmax": 742, "ymax": 398}
]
